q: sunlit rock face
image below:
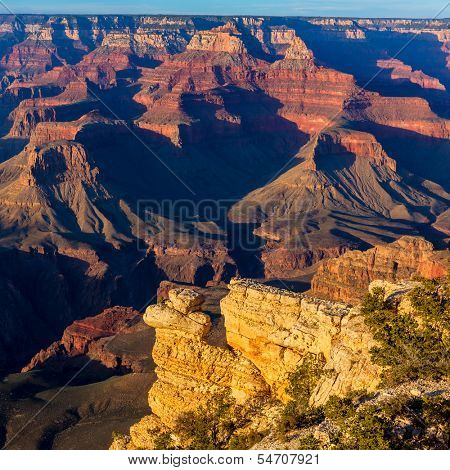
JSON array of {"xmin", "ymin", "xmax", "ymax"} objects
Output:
[{"xmin": 311, "ymin": 236, "xmax": 449, "ymax": 304}]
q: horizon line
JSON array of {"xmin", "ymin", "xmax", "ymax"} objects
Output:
[{"xmin": 0, "ymin": 13, "xmax": 449, "ymax": 20}]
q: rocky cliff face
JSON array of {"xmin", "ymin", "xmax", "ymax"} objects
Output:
[
  {"xmin": 311, "ymin": 236, "xmax": 449, "ymax": 304},
  {"xmin": 377, "ymin": 59, "xmax": 445, "ymax": 91},
  {"xmin": 221, "ymin": 279, "xmax": 380, "ymax": 402},
  {"xmin": 112, "ymin": 267, "xmax": 450, "ymax": 450},
  {"xmin": 7, "ymin": 80, "xmax": 93, "ymax": 138},
  {"xmin": 143, "ymin": 288, "xmax": 269, "ymax": 429},
  {"xmin": 186, "ymin": 23, "xmax": 247, "ymax": 54},
  {"xmin": 112, "ymin": 278, "xmax": 388, "ymax": 448}
]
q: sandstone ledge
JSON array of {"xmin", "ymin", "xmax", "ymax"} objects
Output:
[{"xmin": 221, "ymin": 279, "xmax": 378, "ymax": 401}]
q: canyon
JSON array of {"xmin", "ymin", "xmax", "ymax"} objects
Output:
[{"xmin": 0, "ymin": 14, "xmax": 448, "ymax": 449}]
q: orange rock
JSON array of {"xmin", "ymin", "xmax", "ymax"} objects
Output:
[{"xmin": 311, "ymin": 236, "xmax": 449, "ymax": 304}]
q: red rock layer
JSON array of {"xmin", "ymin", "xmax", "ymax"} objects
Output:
[
  {"xmin": 310, "ymin": 236, "xmax": 449, "ymax": 304},
  {"xmin": 5, "ymin": 50, "xmax": 127, "ymax": 99},
  {"xmin": 377, "ymin": 59, "xmax": 445, "ymax": 91},
  {"xmin": 255, "ymin": 38, "xmax": 356, "ymax": 134},
  {"xmin": 133, "ymin": 22, "xmax": 264, "ymax": 146},
  {"xmin": 23, "ymin": 141, "xmax": 99, "ymax": 187},
  {"xmin": 8, "ymin": 105, "xmax": 57, "ymax": 138},
  {"xmin": 312, "ymin": 128, "xmax": 397, "ymax": 170},
  {"xmin": 345, "ymin": 93, "xmax": 450, "ymax": 139},
  {"xmin": 29, "ymin": 110, "xmax": 111, "ymax": 146},
  {"xmin": 7, "ymin": 80, "xmax": 93, "ymax": 138},
  {"xmin": 22, "ymin": 306, "xmax": 141, "ymax": 372},
  {"xmin": 0, "ymin": 39, "xmax": 58, "ymax": 75}
]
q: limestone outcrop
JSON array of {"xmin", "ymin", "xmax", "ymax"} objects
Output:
[
  {"xmin": 310, "ymin": 236, "xmax": 449, "ymax": 304},
  {"xmin": 220, "ymin": 279, "xmax": 381, "ymax": 402},
  {"xmin": 186, "ymin": 23, "xmax": 247, "ymax": 54},
  {"xmin": 143, "ymin": 288, "xmax": 270, "ymax": 427}
]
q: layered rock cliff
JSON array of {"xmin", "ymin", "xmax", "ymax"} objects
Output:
[
  {"xmin": 221, "ymin": 279, "xmax": 381, "ymax": 402},
  {"xmin": 140, "ymin": 288, "xmax": 270, "ymax": 435},
  {"xmin": 311, "ymin": 236, "xmax": 449, "ymax": 304}
]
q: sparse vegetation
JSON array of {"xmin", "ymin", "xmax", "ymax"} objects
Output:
[
  {"xmin": 277, "ymin": 354, "xmax": 325, "ymax": 435},
  {"xmin": 173, "ymin": 390, "xmax": 253, "ymax": 450},
  {"xmin": 324, "ymin": 393, "xmax": 449, "ymax": 449},
  {"xmin": 295, "ymin": 434, "xmax": 321, "ymax": 450},
  {"xmin": 228, "ymin": 431, "xmax": 267, "ymax": 450},
  {"xmin": 361, "ymin": 278, "xmax": 450, "ymax": 385},
  {"xmin": 152, "ymin": 430, "xmax": 175, "ymax": 450}
]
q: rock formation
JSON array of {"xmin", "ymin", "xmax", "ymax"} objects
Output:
[
  {"xmin": 377, "ymin": 59, "xmax": 445, "ymax": 91},
  {"xmin": 142, "ymin": 288, "xmax": 270, "ymax": 427},
  {"xmin": 345, "ymin": 93, "xmax": 450, "ymax": 139},
  {"xmin": 112, "ymin": 278, "xmax": 392, "ymax": 448},
  {"xmin": 311, "ymin": 236, "xmax": 449, "ymax": 303},
  {"xmin": 7, "ymin": 80, "xmax": 93, "ymax": 138},
  {"xmin": 229, "ymin": 128, "xmax": 447, "ymax": 277},
  {"xmin": 256, "ymin": 40, "xmax": 355, "ymax": 134},
  {"xmin": 186, "ymin": 23, "xmax": 247, "ymax": 55},
  {"xmin": 22, "ymin": 306, "xmax": 148, "ymax": 373},
  {"xmin": 221, "ymin": 279, "xmax": 380, "ymax": 402}
]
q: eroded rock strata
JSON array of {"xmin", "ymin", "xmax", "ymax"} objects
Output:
[
  {"xmin": 311, "ymin": 236, "xmax": 449, "ymax": 304},
  {"xmin": 22, "ymin": 306, "xmax": 150, "ymax": 373},
  {"xmin": 143, "ymin": 288, "xmax": 270, "ymax": 427}
]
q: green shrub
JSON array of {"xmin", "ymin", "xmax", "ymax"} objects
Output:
[
  {"xmin": 361, "ymin": 279, "xmax": 450, "ymax": 385},
  {"xmin": 152, "ymin": 430, "xmax": 175, "ymax": 450},
  {"xmin": 174, "ymin": 390, "xmax": 249, "ymax": 450},
  {"xmin": 324, "ymin": 394, "xmax": 449, "ymax": 450},
  {"xmin": 296, "ymin": 434, "xmax": 321, "ymax": 450},
  {"xmin": 277, "ymin": 354, "xmax": 325, "ymax": 434},
  {"xmin": 228, "ymin": 431, "xmax": 266, "ymax": 450},
  {"xmin": 323, "ymin": 394, "xmax": 359, "ymax": 427}
]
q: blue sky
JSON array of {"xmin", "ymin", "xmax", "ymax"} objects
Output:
[{"xmin": 1, "ymin": 1, "xmax": 449, "ymax": 18}]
